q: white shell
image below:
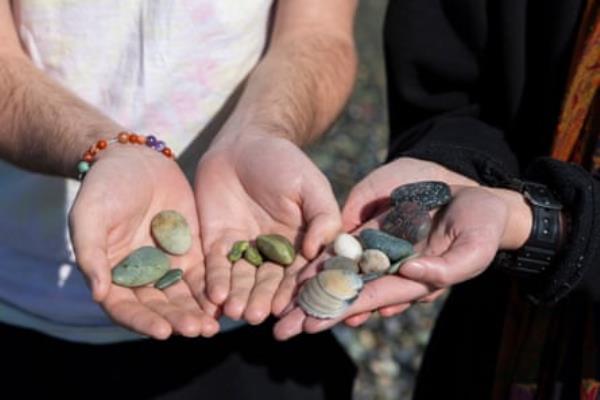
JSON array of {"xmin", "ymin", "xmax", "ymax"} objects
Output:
[
  {"xmin": 333, "ymin": 233, "xmax": 363, "ymax": 260},
  {"xmin": 359, "ymin": 249, "xmax": 391, "ymax": 274},
  {"xmin": 298, "ymin": 269, "xmax": 363, "ymax": 319}
]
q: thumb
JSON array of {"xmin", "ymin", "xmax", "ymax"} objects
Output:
[
  {"xmin": 342, "ymin": 178, "xmax": 390, "ymax": 232},
  {"xmin": 69, "ymin": 205, "xmax": 111, "ymax": 302},
  {"xmin": 301, "ymin": 177, "xmax": 341, "ymax": 259}
]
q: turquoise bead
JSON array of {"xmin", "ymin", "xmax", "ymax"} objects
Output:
[{"xmin": 77, "ymin": 161, "xmax": 90, "ymax": 174}]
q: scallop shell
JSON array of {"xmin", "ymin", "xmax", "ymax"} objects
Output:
[{"xmin": 298, "ymin": 269, "xmax": 363, "ymax": 319}]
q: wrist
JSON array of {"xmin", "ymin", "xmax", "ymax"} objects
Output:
[{"xmin": 486, "ymin": 188, "xmax": 533, "ymax": 250}]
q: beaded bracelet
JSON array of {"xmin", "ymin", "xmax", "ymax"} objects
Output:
[{"xmin": 76, "ymin": 132, "xmax": 174, "ymax": 180}]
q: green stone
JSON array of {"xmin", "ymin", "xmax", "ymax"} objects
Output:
[
  {"xmin": 227, "ymin": 240, "xmax": 250, "ymax": 263},
  {"xmin": 154, "ymin": 268, "xmax": 183, "ymax": 290},
  {"xmin": 112, "ymin": 246, "xmax": 170, "ymax": 287},
  {"xmin": 256, "ymin": 234, "xmax": 296, "ymax": 266},
  {"xmin": 244, "ymin": 245, "xmax": 263, "ymax": 267},
  {"xmin": 150, "ymin": 210, "xmax": 192, "ymax": 256}
]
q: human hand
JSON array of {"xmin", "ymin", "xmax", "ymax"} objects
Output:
[
  {"xmin": 195, "ymin": 133, "xmax": 340, "ymax": 325},
  {"xmin": 69, "ymin": 144, "xmax": 219, "ymax": 339},
  {"xmin": 273, "ymin": 185, "xmax": 532, "ymax": 339}
]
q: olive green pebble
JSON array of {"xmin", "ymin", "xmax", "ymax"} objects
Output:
[
  {"xmin": 112, "ymin": 246, "xmax": 170, "ymax": 288},
  {"xmin": 256, "ymin": 234, "xmax": 296, "ymax": 266},
  {"xmin": 228, "ymin": 240, "xmax": 250, "ymax": 263},
  {"xmin": 244, "ymin": 245, "xmax": 264, "ymax": 267},
  {"xmin": 154, "ymin": 268, "xmax": 184, "ymax": 290}
]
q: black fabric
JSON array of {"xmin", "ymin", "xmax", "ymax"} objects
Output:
[
  {"xmin": 385, "ymin": 0, "xmax": 597, "ymax": 302},
  {"xmin": 2, "ymin": 320, "xmax": 356, "ymax": 399}
]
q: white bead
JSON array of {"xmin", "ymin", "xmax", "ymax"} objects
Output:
[{"xmin": 333, "ymin": 233, "xmax": 363, "ymax": 260}]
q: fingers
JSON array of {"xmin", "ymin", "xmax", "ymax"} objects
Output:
[
  {"xmin": 273, "ymin": 307, "xmax": 307, "ymax": 341},
  {"xmin": 378, "ymin": 304, "xmax": 411, "ymax": 318},
  {"xmin": 223, "ymin": 260, "xmax": 256, "ymax": 319},
  {"xmin": 344, "ymin": 312, "xmax": 372, "ymax": 327},
  {"xmin": 203, "ymin": 236, "xmax": 239, "ymax": 305},
  {"xmin": 244, "ymin": 262, "xmax": 285, "ymax": 325},
  {"xmin": 102, "ymin": 286, "xmax": 173, "ymax": 340},
  {"xmin": 301, "ymin": 177, "xmax": 342, "ymax": 259},
  {"xmin": 400, "ymin": 231, "xmax": 499, "ymax": 287},
  {"xmin": 69, "ymin": 201, "xmax": 111, "ymax": 302}
]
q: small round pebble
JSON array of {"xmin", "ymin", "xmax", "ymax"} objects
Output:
[
  {"xmin": 333, "ymin": 233, "xmax": 363, "ymax": 260},
  {"xmin": 390, "ymin": 181, "xmax": 451, "ymax": 210},
  {"xmin": 359, "ymin": 249, "xmax": 391, "ymax": 274},
  {"xmin": 151, "ymin": 210, "xmax": 192, "ymax": 255}
]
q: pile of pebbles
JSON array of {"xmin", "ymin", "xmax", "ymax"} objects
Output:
[
  {"xmin": 297, "ymin": 181, "xmax": 451, "ymax": 320},
  {"xmin": 111, "ymin": 210, "xmax": 191, "ymax": 290}
]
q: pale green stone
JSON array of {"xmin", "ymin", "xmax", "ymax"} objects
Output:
[
  {"xmin": 112, "ymin": 246, "xmax": 170, "ymax": 287},
  {"xmin": 151, "ymin": 210, "xmax": 192, "ymax": 255},
  {"xmin": 154, "ymin": 268, "xmax": 183, "ymax": 290},
  {"xmin": 256, "ymin": 234, "xmax": 295, "ymax": 266}
]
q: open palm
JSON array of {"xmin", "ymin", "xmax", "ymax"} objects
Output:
[
  {"xmin": 195, "ymin": 135, "xmax": 340, "ymax": 324},
  {"xmin": 69, "ymin": 145, "xmax": 218, "ymax": 339}
]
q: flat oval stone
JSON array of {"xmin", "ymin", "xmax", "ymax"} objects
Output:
[
  {"xmin": 228, "ymin": 240, "xmax": 250, "ymax": 263},
  {"xmin": 112, "ymin": 246, "xmax": 170, "ymax": 288},
  {"xmin": 323, "ymin": 256, "xmax": 359, "ymax": 273},
  {"xmin": 151, "ymin": 210, "xmax": 192, "ymax": 255},
  {"xmin": 244, "ymin": 245, "xmax": 263, "ymax": 267},
  {"xmin": 359, "ymin": 249, "xmax": 391, "ymax": 274},
  {"xmin": 333, "ymin": 233, "xmax": 363, "ymax": 260},
  {"xmin": 390, "ymin": 181, "xmax": 451, "ymax": 210},
  {"xmin": 382, "ymin": 201, "xmax": 432, "ymax": 243},
  {"xmin": 256, "ymin": 234, "xmax": 295, "ymax": 266},
  {"xmin": 359, "ymin": 229, "xmax": 413, "ymax": 261},
  {"xmin": 154, "ymin": 268, "xmax": 183, "ymax": 290}
]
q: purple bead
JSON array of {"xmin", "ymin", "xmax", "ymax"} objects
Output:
[
  {"xmin": 154, "ymin": 140, "xmax": 166, "ymax": 151},
  {"xmin": 146, "ymin": 135, "xmax": 157, "ymax": 147}
]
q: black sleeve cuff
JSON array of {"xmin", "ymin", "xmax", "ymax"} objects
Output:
[{"xmin": 521, "ymin": 158, "xmax": 600, "ymax": 304}]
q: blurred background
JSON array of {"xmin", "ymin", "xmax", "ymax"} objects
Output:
[{"xmin": 305, "ymin": 2, "xmax": 445, "ymax": 398}]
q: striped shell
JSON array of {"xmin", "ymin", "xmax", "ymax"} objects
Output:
[{"xmin": 297, "ymin": 269, "xmax": 364, "ymax": 319}]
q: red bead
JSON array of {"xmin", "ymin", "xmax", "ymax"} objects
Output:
[
  {"xmin": 97, "ymin": 139, "xmax": 108, "ymax": 150},
  {"xmin": 128, "ymin": 134, "xmax": 138, "ymax": 143},
  {"xmin": 88, "ymin": 146, "xmax": 98, "ymax": 156},
  {"xmin": 162, "ymin": 147, "xmax": 173, "ymax": 157},
  {"xmin": 117, "ymin": 132, "xmax": 129, "ymax": 143},
  {"xmin": 83, "ymin": 152, "xmax": 94, "ymax": 162},
  {"xmin": 136, "ymin": 135, "xmax": 146, "ymax": 145}
]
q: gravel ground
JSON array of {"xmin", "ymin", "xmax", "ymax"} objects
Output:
[{"xmin": 305, "ymin": 2, "xmax": 446, "ymax": 398}]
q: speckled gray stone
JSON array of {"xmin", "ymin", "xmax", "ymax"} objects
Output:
[
  {"xmin": 359, "ymin": 229, "xmax": 413, "ymax": 262},
  {"xmin": 112, "ymin": 246, "xmax": 170, "ymax": 287},
  {"xmin": 150, "ymin": 210, "xmax": 192, "ymax": 255},
  {"xmin": 382, "ymin": 201, "xmax": 432, "ymax": 244},
  {"xmin": 390, "ymin": 181, "xmax": 451, "ymax": 210}
]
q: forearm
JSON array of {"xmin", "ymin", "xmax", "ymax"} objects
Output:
[
  {"xmin": 213, "ymin": 23, "xmax": 357, "ymax": 147},
  {"xmin": 0, "ymin": 53, "xmax": 123, "ymax": 178}
]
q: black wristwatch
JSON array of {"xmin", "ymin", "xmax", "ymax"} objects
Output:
[{"xmin": 496, "ymin": 179, "xmax": 563, "ymax": 276}]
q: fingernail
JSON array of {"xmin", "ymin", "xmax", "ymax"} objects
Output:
[{"xmin": 401, "ymin": 262, "xmax": 425, "ymax": 279}]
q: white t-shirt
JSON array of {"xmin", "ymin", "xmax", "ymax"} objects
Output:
[{"xmin": 0, "ymin": 0, "xmax": 271, "ymax": 343}]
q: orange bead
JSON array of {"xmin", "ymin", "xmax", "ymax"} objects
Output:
[
  {"xmin": 83, "ymin": 152, "xmax": 94, "ymax": 162},
  {"xmin": 128, "ymin": 134, "xmax": 138, "ymax": 143},
  {"xmin": 117, "ymin": 132, "xmax": 129, "ymax": 143},
  {"xmin": 88, "ymin": 146, "xmax": 98, "ymax": 156},
  {"xmin": 162, "ymin": 147, "xmax": 173, "ymax": 157},
  {"xmin": 136, "ymin": 135, "xmax": 146, "ymax": 144},
  {"xmin": 97, "ymin": 139, "xmax": 108, "ymax": 150}
]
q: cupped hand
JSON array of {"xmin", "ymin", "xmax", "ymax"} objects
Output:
[
  {"xmin": 69, "ymin": 144, "xmax": 219, "ymax": 339},
  {"xmin": 195, "ymin": 134, "xmax": 341, "ymax": 325},
  {"xmin": 274, "ymin": 185, "xmax": 532, "ymax": 340}
]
